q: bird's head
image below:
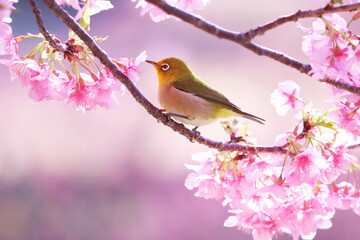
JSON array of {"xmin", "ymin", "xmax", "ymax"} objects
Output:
[{"xmin": 146, "ymin": 57, "xmax": 194, "ymax": 85}]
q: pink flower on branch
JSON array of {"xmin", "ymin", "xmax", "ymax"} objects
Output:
[
  {"xmin": 4, "ymin": 58, "xmax": 68, "ymax": 101},
  {"xmin": 90, "ymin": 74, "xmax": 121, "ymax": 109},
  {"xmin": 67, "ymin": 76, "xmax": 96, "ymax": 112},
  {"xmin": 74, "ymin": 0, "xmax": 114, "ymax": 20},
  {"xmin": 270, "ymin": 80, "xmax": 304, "ymax": 116},
  {"xmin": 283, "ymin": 148, "xmax": 328, "ymax": 186},
  {"xmin": 55, "ymin": 0, "xmax": 114, "ymax": 19},
  {"xmin": 322, "ymin": 144, "xmax": 357, "ymax": 183},
  {"xmin": 55, "ymin": 0, "xmax": 81, "ymax": 10},
  {"xmin": 133, "ymin": 0, "xmax": 210, "ymax": 22},
  {"xmin": 115, "ymin": 50, "xmax": 147, "ymax": 84},
  {"xmin": 0, "ymin": 22, "xmax": 18, "ymax": 59},
  {"xmin": 329, "ymin": 182, "xmax": 360, "ymax": 215},
  {"xmin": 28, "ymin": 64, "xmax": 68, "ymax": 101},
  {"xmin": 329, "ymin": 94, "xmax": 360, "ymax": 136},
  {"xmin": 0, "ymin": 0, "xmax": 17, "ymax": 23},
  {"xmin": 2, "ymin": 58, "xmax": 41, "ymax": 84}
]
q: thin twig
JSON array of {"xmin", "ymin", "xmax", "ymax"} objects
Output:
[
  {"xmin": 40, "ymin": 0, "xmax": 286, "ymax": 154},
  {"xmin": 243, "ymin": 42, "xmax": 311, "ymax": 74},
  {"xmin": 244, "ymin": 3, "xmax": 360, "ymax": 40},
  {"xmin": 347, "ymin": 142, "xmax": 360, "ymax": 150},
  {"xmin": 29, "ymin": 0, "xmax": 66, "ymax": 52},
  {"xmin": 320, "ymin": 78, "xmax": 360, "ymax": 96}
]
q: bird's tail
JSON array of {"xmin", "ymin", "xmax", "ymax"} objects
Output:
[{"xmin": 239, "ymin": 111, "xmax": 265, "ymax": 124}]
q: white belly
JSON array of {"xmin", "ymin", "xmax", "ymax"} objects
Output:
[
  {"xmin": 158, "ymin": 84, "xmax": 216, "ymax": 127},
  {"xmin": 172, "ymin": 115, "xmax": 216, "ymax": 126}
]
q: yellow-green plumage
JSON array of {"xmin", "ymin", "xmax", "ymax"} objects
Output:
[{"xmin": 146, "ymin": 57, "xmax": 264, "ymax": 126}]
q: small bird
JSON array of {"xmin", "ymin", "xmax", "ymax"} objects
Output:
[{"xmin": 146, "ymin": 57, "xmax": 265, "ymax": 127}]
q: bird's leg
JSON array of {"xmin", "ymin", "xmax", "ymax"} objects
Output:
[
  {"xmin": 160, "ymin": 110, "xmax": 200, "ymax": 136},
  {"xmin": 165, "ymin": 113, "xmax": 199, "ymax": 134},
  {"xmin": 188, "ymin": 126, "xmax": 200, "ymax": 142},
  {"xmin": 192, "ymin": 126, "xmax": 200, "ymax": 134}
]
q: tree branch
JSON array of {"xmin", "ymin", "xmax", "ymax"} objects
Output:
[
  {"xmin": 145, "ymin": 0, "xmax": 311, "ymax": 74},
  {"xmin": 243, "ymin": 42, "xmax": 311, "ymax": 74},
  {"xmin": 39, "ymin": 0, "xmax": 286, "ymax": 154},
  {"xmin": 29, "ymin": 0, "xmax": 66, "ymax": 52}
]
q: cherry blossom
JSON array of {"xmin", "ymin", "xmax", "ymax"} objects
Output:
[
  {"xmin": 0, "ymin": 0, "xmax": 17, "ymax": 23},
  {"xmin": 0, "ymin": 23, "xmax": 20, "ymax": 61},
  {"xmin": 90, "ymin": 74, "xmax": 121, "ymax": 109},
  {"xmin": 67, "ymin": 76, "xmax": 96, "ymax": 112},
  {"xmin": 75, "ymin": 0, "xmax": 114, "ymax": 20},
  {"xmin": 270, "ymin": 80, "xmax": 304, "ymax": 116},
  {"xmin": 133, "ymin": 0, "xmax": 210, "ymax": 22},
  {"xmin": 55, "ymin": 0, "xmax": 81, "ymax": 10},
  {"xmin": 115, "ymin": 50, "xmax": 147, "ymax": 84},
  {"xmin": 108, "ymin": 50, "xmax": 147, "ymax": 94},
  {"xmin": 284, "ymin": 148, "xmax": 328, "ymax": 186},
  {"xmin": 2, "ymin": 57, "xmax": 41, "ymax": 84},
  {"xmin": 27, "ymin": 63, "xmax": 68, "ymax": 101}
]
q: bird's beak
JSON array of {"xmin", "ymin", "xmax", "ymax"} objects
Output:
[{"xmin": 146, "ymin": 60, "xmax": 160, "ymax": 67}]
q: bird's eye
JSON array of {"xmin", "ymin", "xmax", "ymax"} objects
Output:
[{"xmin": 161, "ymin": 63, "xmax": 170, "ymax": 71}]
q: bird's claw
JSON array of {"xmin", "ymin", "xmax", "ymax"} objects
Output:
[
  {"xmin": 192, "ymin": 126, "xmax": 199, "ymax": 134},
  {"xmin": 189, "ymin": 126, "xmax": 200, "ymax": 142}
]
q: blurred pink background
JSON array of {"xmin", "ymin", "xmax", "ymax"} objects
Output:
[{"xmin": 0, "ymin": 1, "xmax": 360, "ymax": 239}]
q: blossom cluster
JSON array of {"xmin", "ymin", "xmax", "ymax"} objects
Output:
[
  {"xmin": 0, "ymin": 0, "xmax": 147, "ymax": 112},
  {"xmin": 132, "ymin": 0, "xmax": 210, "ymax": 22},
  {"xmin": 301, "ymin": 13, "xmax": 360, "ymax": 137},
  {"xmin": 186, "ymin": 115, "xmax": 359, "ymax": 240}
]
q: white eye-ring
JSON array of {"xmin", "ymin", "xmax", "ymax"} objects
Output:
[{"xmin": 161, "ymin": 63, "xmax": 170, "ymax": 71}]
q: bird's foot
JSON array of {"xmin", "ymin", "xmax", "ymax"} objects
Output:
[
  {"xmin": 189, "ymin": 126, "xmax": 201, "ymax": 142},
  {"xmin": 192, "ymin": 126, "xmax": 200, "ymax": 134},
  {"xmin": 157, "ymin": 109, "xmax": 169, "ymax": 123}
]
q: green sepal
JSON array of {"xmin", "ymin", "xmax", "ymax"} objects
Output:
[
  {"xmin": 79, "ymin": 0, "xmax": 91, "ymax": 29},
  {"xmin": 310, "ymin": 111, "xmax": 338, "ymax": 131}
]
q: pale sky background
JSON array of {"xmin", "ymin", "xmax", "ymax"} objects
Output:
[{"xmin": 0, "ymin": 1, "xmax": 359, "ymax": 240}]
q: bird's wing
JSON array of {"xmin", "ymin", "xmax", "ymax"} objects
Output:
[
  {"xmin": 172, "ymin": 78, "xmax": 240, "ymax": 110},
  {"xmin": 173, "ymin": 78, "xmax": 265, "ymax": 124}
]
